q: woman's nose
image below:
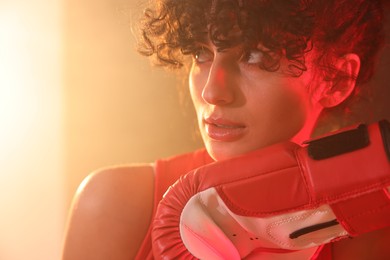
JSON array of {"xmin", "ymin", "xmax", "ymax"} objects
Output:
[{"xmin": 201, "ymin": 59, "xmax": 237, "ymax": 106}]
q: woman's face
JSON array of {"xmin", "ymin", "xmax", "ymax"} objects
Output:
[{"xmin": 189, "ymin": 43, "xmax": 323, "ymax": 161}]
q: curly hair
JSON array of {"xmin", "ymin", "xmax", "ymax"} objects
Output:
[{"xmin": 138, "ymin": 0, "xmax": 385, "ymax": 85}]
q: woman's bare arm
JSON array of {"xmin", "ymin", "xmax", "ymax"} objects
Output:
[{"xmin": 62, "ymin": 164, "xmax": 154, "ymax": 260}]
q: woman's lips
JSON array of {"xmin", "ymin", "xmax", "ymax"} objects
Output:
[{"xmin": 204, "ymin": 117, "xmax": 247, "ymax": 142}]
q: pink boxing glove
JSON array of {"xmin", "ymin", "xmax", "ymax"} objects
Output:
[{"xmin": 151, "ymin": 121, "xmax": 390, "ymax": 259}]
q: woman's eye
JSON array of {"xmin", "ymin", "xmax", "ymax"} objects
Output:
[
  {"xmin": 193, "ymin": 47, "xmax": 213, "ymax": 64},
  {"xmin": 241, "ymin": 50, "xmax": 264, "ymax": 65}
]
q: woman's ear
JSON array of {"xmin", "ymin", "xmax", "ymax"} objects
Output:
[{"xmin": 318, "ymin": 53, "xmax": 361, "ymax": 108}]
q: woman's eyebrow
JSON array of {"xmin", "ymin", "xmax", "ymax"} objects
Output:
[{"xmin": 192, "ymin": 36, "xmax": 213, "ymax": 48}]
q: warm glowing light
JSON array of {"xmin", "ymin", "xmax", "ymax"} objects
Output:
[
  {"xmin": 0, "ymin": 2, "xmax": 65, "ymax": 260},
  {"xmin": 0, "ymin": 5, "xmax": 52, "ymax": 156}
]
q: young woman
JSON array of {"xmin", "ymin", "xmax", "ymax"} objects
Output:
[{"xmin": 62, "ymin": 0, "xmax": 390, "ymax": 259}]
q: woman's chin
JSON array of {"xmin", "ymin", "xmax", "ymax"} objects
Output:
[
  {"xmin": 205, "ymin": 141, "xmax": 261, "ymax": 161},
  {"xmin": 204, "ymin": 135, "xmax": 297, "ymax": 161}
]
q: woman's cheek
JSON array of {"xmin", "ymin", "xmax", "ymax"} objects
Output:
[{"xmin": 189, "ymin": 65, "xmax": 207, "ymax": 103}]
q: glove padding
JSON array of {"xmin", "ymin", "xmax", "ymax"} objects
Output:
[{"xmin": 151, "ymin": 121, "xmax": 390, "ymax": 259}]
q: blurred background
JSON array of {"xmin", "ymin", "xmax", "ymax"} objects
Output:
[
  {"xmin": 0, "ymin": 0, "xmax": 202, "ymax": 259},
  {"xmin": 0, "ymin": 0, "xmax": 389, "ymax": 259}
]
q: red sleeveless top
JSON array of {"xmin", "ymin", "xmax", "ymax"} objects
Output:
[
  {"xmin": 135, "ymin": 149, "xmax": 333, "ymax": 259},
  {"xmin": 135, "ymin": 149, "xmax": 214, "ymax": 259}
]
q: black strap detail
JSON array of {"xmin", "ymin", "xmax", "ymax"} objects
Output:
[
  {"xmin": 289, "ymin": 219, "xmax": 339, "ymax": 239},
  {"xmin": 307, "ymin": 124, "xmax": 369, "ymax": 160},
  {"xmin": 379, "ymin": 120, "xmax": 390, "ymax": 162}
]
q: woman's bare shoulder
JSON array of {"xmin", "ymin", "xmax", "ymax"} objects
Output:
[{"xmin": 62, "ymin": 164, "xmax": 155, "ymax": 260}]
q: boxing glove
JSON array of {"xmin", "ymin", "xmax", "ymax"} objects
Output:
[{"xmin": 151, "ymin": 120, "xmax": 390, "ymax": 259}]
